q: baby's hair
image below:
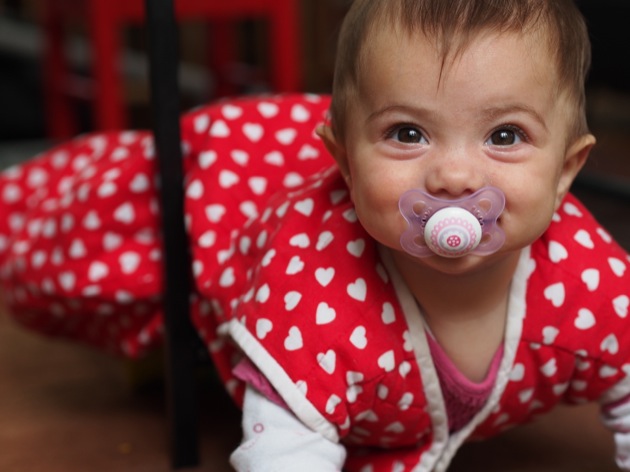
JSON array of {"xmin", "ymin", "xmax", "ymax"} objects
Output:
[{"xmin": 330, "ymin": 0, "xmax": 591, "ymax": 142}]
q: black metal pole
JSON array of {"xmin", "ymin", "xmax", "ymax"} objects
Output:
[{"xmin": 144, "ymin": 0, "xmax": 199, "ymax": 468}]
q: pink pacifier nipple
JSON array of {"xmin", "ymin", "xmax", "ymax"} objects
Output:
[{"xmin": 399, "ymin": 187, "xmax": 506, "ymax": 258}]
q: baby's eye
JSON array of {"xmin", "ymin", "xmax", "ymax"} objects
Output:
[
  {"xmin": 486, "ymin": 127, "xmax": 525, "ymax": 146},
  {"xmin": 390, "ymin": 126, "xmax": 428, "ymax": 144}
]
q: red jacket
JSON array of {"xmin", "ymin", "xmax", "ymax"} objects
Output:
[{"xmin": 199, "ymin": 163, "xmax": 630, "ymax": 470}]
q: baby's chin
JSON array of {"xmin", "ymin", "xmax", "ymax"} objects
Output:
[{"xmin": 396, "ymin": 246, "xmax": 520, "ymax": 278}]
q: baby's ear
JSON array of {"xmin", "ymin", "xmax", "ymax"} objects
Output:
[
  {"xmin": 316, "ymin": 124, "xmax": 352, "ymax": 188},
  {"xmin": 555, "ymin": 133, "xmax": 596, "ymax": 209}
]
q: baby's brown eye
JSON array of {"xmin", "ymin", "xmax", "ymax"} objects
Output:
[
  {"xmin": 489, "ymin": 129, "xmax": 520, "ymax": 146},
  {"xmin": 396, "ymin": 127, "xmax": 424, "ymax": 143}
]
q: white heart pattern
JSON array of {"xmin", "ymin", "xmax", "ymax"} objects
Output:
[
  {"xmin": 256, "ymin": 319, "xmax": 273, "ymax": 339},
  {"xmin": 316, "ymin": 302, "xmax": 336, "ymax": 325},
  {"xmin": 614, "ymin": 295, "xmax": 629, "ymax": 318},
  {"xmin": 574, "ymin": 308, "xmax": 596, "ymax": 330},
  {"xmin": 316, "ymin": 231, "xmax": 334, "ymax": 251},
  {"xmin": 113, "ymin": 203, "xmax": 135, "ymax": 224},
  {"xmin": 347, "ymin": 239, "xmax": 366, "ymax": 258},
  {"xmin": 609, "ymin": 258, "xmax": 627, "ymax": 277},
  {"xmin": 540, "ymin": 358, "xmax": 557, "ymax": 377},
  {"xmin": 543, "ymin": 283, "xmax": 565, "ymax": 307},
  {"xmin": 347, "ymin": 278, "xmax": 367, "ymax": 302},
  {"xmin": 284, "ymin": 291, "xmax": 302, "ymax": 311},
  {"xmin": 294, "ymin": 198, "xmax": 315, "ymax": 217},
  {"xmin": 315, "ymin": 267, "xmax": 335, "ymax": 287},
  {"xmin": 242, "ymin": 123, "xmax": 264, "ymax": 142},
  {"xmin": 581, "ymin": 268, "xmax": 600, "ymax": 291},
  {"xmin": 284, "ymin": 326, "xmax": 303, "ymax": 351},
  {"xmin": 601, "ymin": 334, "xmax": 619, "ymax": 355},
  {"xmin": 289, "ymin": 233, "xmax": 310, "ymax": 249},
  {"xmin": 542, "ymin": 326, "xmax": 560, "ymax": 345},
  {"xmin": 574, "ymin": 230, "xmax": 595, "ymax": 249},
  {"xmin": 325, "ymin": 394, "xmax": 341, "ymax": 414},
  {"xmin": 317, "ymin": 349, "xmax": 337, "ymax": 374},
  {"xmin": 509, "ymin": 363, "xmax": 525, "ymax": 382},
  {"xmin": 548, "ymin": 241, "xmax": 568, "ymax": 263},
  {"xmin": 350, "ymin": 326, "xmax": 368, "ymax": 349},
  {"xmin": 377, "ymin": 350, "xmax": 395, "ymax": 372},
  {"xmin": 88, "ymin": 261, "xmax": 109, "ymax": 282},
  {"xmin": 381, "ymin": 303, "xmax": 396, "ymax": 325},
  {"xmin": 286, "ymin": 255, "xmax": 305, "ymax": 275}
]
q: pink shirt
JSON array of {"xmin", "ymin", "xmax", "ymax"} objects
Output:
[
  {"xmin": 426, "ymin": 332, "xmax": 503, "ymax": 432},
  {"xmin": 235, "ymin": 332, "xmax": 504, "ymax": 434}
]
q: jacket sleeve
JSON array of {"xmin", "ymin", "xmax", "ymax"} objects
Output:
[
  {"xmin": 230, "ymin": 385, "xmax": 346, "ymax": 472},
  {"xmin": 601, "ymin": 393, "xmax": 630, "ymax": 470}
]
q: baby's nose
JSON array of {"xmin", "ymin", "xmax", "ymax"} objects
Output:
[{"xmin": 423, "ymin": 147, "xmax": 485, "ymax": 197}]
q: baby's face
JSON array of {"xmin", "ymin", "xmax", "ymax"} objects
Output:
[{"xmin": 332, "ymin": 26, "xmax": 592, "ymax": 274}]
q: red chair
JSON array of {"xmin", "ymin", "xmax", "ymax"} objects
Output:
[{"xmin": 41, "ymin": 0, "xmax": 302, "ymax": 139}]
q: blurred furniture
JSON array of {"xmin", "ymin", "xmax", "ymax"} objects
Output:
[
  {"xmin": 42, "ymin": 0, "xmax": 302, "ymax": 139},
  {"xmin": 144, "ymin": 0, "xmax": 198, "ymax": 468}
]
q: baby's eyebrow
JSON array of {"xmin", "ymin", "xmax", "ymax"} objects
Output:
[
  {"xmin": 481, "ymin": 104, "xmax": 549, "ymax": 132},
  {"xmin": 366, "ymin": 103, "xmax": 549, "ymax": 134},
  {"xmin": 366, "ymin": 104, "xmax": 433, "ymax": 123}
]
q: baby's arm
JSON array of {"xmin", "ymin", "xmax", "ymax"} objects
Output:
[
  {"xmin": 230, "ymin": 385, "xmax": 346, "ymax": 472},
  {"xmin": 601, "ymin": 395, "xmax": 630, "ymax": 470}
]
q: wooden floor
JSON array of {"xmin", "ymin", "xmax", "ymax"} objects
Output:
[
  {"xmin": 0, "ymin": 310, "xmax": 620, "ymax": 472},
  {"xmin": 0, "ymin": 312, "xmax": 241, "ymax": 472}
]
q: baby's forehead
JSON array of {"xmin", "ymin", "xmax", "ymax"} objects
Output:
[
  {"xmin": 367, "ymin": 18, "xmax": 553, "ymax": 58},
  {"xmin": 353, "ymin": 24, "xmax": 575, "ymax": 136},
  {"xmin": 359, "ymin": 22, "xmax": 561, "ymax": 88}
]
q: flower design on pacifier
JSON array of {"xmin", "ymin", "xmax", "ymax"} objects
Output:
[{"xmin": 399, "ymin": 187, "xmax": 506, "ymax": 258}]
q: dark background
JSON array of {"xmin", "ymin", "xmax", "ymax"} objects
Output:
[{"xmin": 0, "ymin": 0, "xmax": 628, "ymax": 141}]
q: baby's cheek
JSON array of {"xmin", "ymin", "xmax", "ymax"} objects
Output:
[
  {"xmin": 358, "ymin": 213, "xmax": 403, "ymax": 250},
  {"xmin": 505, "ymin": 209, "xmax": 551, "ymax": 247}
]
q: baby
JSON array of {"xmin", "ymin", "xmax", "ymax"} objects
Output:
[
  {"xmin": 217, "ymin": 0, "xmax": 630, "ymax": 470},
  {"xmin": 0, "ymin": 0, "xmax": 628, "ymax": 471}
]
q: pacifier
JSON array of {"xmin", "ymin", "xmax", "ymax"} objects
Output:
[{"xmin": 399, "ymin": 187, "xmax": 506, "ymax": 258}]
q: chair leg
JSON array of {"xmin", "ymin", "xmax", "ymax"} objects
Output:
[
  {"xmin": 163, "ymin": 319, "xmax": 201, "ymax": 469},
  {"xmin": 209, "ymin": 21, "xmax": 240, "ymax": 97},
  {"xmin": 42, "ymin": 1, "xmax": 78, "ymax": 139},
  {"xmin": 89, "ymin": 0, "xmax": 127, "ymax": 131},
  {"xmin": 144, "ymin": 0, "xmax": 200, "ymax": 468},
  {"xmin": 270, "ymin": 0, "xmax": 302, "ymax": 92}
]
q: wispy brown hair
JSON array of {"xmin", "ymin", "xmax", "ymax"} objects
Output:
[{"xmin": 330, "ymin": 0, "xmax": 591, "ymax": 141}]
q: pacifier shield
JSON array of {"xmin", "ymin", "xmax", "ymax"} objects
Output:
[{"xmin": 399, "ymin": 186, "xmax": 506, "ymax": 258}]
